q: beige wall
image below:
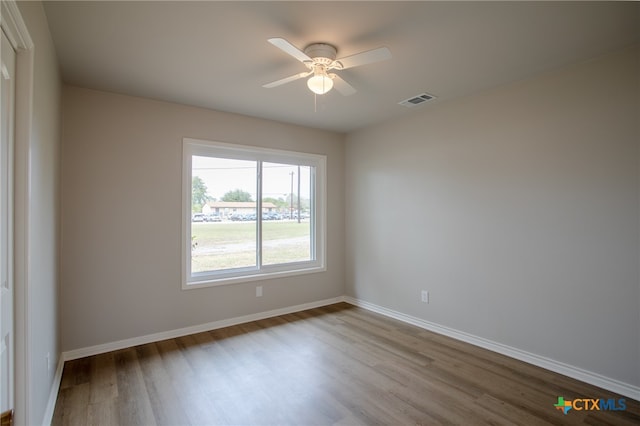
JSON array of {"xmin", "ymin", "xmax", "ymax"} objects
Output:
[
  {"xmin": 16, "ymin": 1, "xmax": 61, "ymax": 424},
  {"xmin": 345, "ymin": 46, "xmax": 640, "ymax": 387},
  {"xmin": 60, "ymin": 87, "xmax": 345, "ymax": 351}
]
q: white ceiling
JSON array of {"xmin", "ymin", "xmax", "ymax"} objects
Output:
[{"xmin": 42, "ymin": 1, "xmax": 640, "ymax": 133}]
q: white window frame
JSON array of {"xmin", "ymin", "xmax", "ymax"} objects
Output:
[{"xmin": 182, "ymin": 138, "xmax": 327, "ymax": 289}]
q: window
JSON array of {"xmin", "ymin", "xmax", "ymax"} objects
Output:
[{"xmin": 182, "ymin": 138, "xmax": 326, "ymax": 288}]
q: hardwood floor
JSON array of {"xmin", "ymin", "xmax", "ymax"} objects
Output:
[{"xmin": 52, "ymin": 303, "xmax": 639, "ymax": 425}]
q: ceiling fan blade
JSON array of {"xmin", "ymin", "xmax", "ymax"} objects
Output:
[
  {"xmin": 263, "ymin": 71, "xmax": 312, "ymax": 89},
  {"xmin": 267, "ymin": 38, "xmax": 312, "ymax": 63},
  {"xmin": 331, "ymin": 74, "xmax": 357, "ymax": 96},
  {"xmin": 335, "ymin": 47, "xmax": 391, "ymax": 70}
]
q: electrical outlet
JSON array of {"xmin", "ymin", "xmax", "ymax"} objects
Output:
[
  {"xmin": 421, "ymin": 290, "xmax": 429, "ymax": 304},
  {"xmin": 256, "ymin": 286, "xmax": 263, "ymax": 297}
]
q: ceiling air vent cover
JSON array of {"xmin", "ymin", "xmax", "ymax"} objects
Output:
[{"xmin": 398, "ymin": 92, "xmax": 436, "ymax": 107}]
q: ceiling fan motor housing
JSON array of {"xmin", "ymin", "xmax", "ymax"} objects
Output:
[{"xmin": 304, "ymin": 43, "xmax": 337, "ymax": 65}]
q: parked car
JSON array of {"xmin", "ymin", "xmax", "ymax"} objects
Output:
[
  {"xmin": 290, "ymin": 212, "xmax": 310, "ymax": 220},
  {"xmin": 204, "ymin": 213, "xmax": 222, "ymax": 222},
  {"xmin": 262, "ymin": 212, "xmax": 281, "ymax": 220},
  {"xmin": 192, "ymin": 213, "xmax": 205, "ymax": 222}
]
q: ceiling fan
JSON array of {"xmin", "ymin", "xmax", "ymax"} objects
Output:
[{"xmin": 263, "ymin": 37, "xmax": 392, "ymax": 96}]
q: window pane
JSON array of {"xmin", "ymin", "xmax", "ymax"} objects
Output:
[
  {"xmin": 191, "ymin": 156, "xmax": 257, "ymax": 273},
  {"xmin": 262, "ymin": 162, "xmax": 312, "ymax": 265}
]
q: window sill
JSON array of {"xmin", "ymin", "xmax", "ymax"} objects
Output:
[{"xmin": 182, "ymin": 265, "xmax": 327, "ymax": 290}]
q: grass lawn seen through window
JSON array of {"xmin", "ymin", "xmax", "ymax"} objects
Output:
[{"xmin": 191, "ymin": 220, "xmax": 311, "ymax": 272}]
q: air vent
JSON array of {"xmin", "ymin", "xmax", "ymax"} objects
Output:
[{"xmin": 398, "ymin": 92, "xmax": 436, "ymax": 107}]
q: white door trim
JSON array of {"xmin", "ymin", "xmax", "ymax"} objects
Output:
[{"xmin": 0, "ymin": 2, "xmax": 33, "ymax": 425}]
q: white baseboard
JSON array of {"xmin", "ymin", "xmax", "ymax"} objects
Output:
[
  {"xmin": 342, "ymin": 296, "xmax": 640, "ymax": 401},
  {"xmin": 62, "ymin": 296, "xmax": 343, "ymax": 361},
  {"xmin": 41, "ymin": 356, "xmax": 64, "ymax": 426}
]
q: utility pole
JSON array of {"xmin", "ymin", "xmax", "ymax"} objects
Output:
[
  {"xmin": 297, "ymin": 166, "xmax": 301, "ymax": 223},
  {"xmin": 289, "ymin": 171, "xmax": 294, "ymax": 220}
]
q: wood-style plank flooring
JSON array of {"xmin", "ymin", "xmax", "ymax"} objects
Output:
[{"xmin": 52, "ymin": 303, "xmax": 639, "ymax": 425}]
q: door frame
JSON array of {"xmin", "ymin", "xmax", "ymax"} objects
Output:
[{"xmin": 0, "ymin": 2, "xmax": 33, "ymax": 425}]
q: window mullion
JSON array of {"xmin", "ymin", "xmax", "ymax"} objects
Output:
[
  {"xmin": 310, "ymin": 166, "xmax": 316, "ymax": 260},
  {"xmin": 256, "ymin": 160, "xmax": 263, "ymax": 268}
]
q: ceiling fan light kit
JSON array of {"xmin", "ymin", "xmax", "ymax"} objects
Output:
[
  {"xmin": 264, "ymin": 37, "xmax": 391, "ymax": 97},
  {"xmin": 307, "ymin": 68, "xmax": 334, "ymax": 95}
]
